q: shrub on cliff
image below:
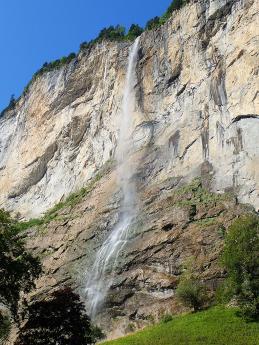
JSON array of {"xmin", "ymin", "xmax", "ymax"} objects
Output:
[
  {"xmin": 15, "ymin": 288, "xmax": 104, "ymax": 345},
  {"xmin": 220, "ymin": 214, "xmax": 259, "ymax": 321},
  {"xmin": 0, "ymin": 209, "xmax": 42, "ymax": 319},
  {"xmin": 176, "ymin": 259, "xmax": 208, "ymax": 312},
  {"xmin": 176, "ymin": 279, "xmax": 208, "ymax": 312}
]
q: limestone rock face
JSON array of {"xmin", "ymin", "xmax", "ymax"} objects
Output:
[
  {"xmin": 0, "ymin": 0, "xmax": 259, "ymax": 339},
  {"xmin": 0, "ymin": 0, "xmax": 258, "ymax": 218}
]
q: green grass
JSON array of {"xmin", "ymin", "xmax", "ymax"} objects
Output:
[{"xmin": 102, "ymin": 307, "xmax": 259, "ymax": 345}]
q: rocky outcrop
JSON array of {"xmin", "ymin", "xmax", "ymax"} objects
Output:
[{"xmin": 0, "ymin": 0, "xmax": 258, "ymax": 340}]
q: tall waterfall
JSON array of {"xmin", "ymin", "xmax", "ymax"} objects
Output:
[{"xmin": 85, "ymin": 37, "xmax": 140, "ymax": 318}]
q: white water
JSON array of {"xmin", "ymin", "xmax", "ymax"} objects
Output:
[{"xmin": 85, "ymin": 37, "xmax": 140, "ymax": 318}]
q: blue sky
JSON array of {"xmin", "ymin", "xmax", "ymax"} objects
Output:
[{"xmin": 0, "ymin": 0, "xmax": 171, "ymax": 111}]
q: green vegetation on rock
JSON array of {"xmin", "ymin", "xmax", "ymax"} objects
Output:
[
  {"xmin": 175, "ymin": 177, "xmax": 228, "ymax": 207},
  {"xmin": 102, "ymin": 307, "xmax": 259, "ymax": 345},
  {"xmin": 176, "ymin": 279, "xmax": 208, "ymax": 312},
  {"xmin": 220, "ymin": 214, "xmax": 259, "ymax": 320},
  {"xmin": 176, "ymin": 258, "xmax": 209, "ymax": 312}
]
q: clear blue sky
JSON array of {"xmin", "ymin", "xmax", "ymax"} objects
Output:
[{"xmin": 0, "ymin": 0, "xmax": 171, "ymax": 111}]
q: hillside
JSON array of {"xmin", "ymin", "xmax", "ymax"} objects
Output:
[{"xmin": 102, "ymin": 307, "xmax": 259, "ymax": 345}]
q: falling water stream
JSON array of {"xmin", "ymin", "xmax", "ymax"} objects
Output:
[{"xmin": 85, "ymin": 37, "xmax": 140, "ymax": 318}]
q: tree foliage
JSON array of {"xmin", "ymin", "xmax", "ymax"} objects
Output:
[
  {"xmin": 15, "ymin": 288, "xmax": 104, "ymax": 345},
  {"xmin": 0, "ymin": 209, "xmax": 42, "ymax": 319},
  {"xmin": 176, "ymin": 279, "xmax": 208, "ymax": 312},
  {"xmin": 221, "ymin": 214, "xmax": 259, "ymax": 320},
  {"xmin": 9, "ymin": 94, "xmax": 16, "ymax": 108},
  {"xmin": 167, "ymin": 0, "xmax": 190, "ymax": 14},
  {"xmin": 126, "ymin": 24, "xmax": 144, "ymax": 40},
  {"xmin": 176, "ymin": 259, "xmax": 208, "ymax": 312},
  {"xmin": 0, "ymin": 94, "xmax": 16, "ymax": 117},
  {"xmin": 145, "ymin": 16, "xmax": 160, "ymax": 30},
  {"xmin": 80, "ymin": 24, "xmax": 143, "ymax": 50},
  {"xmin": 98, "ymin": 25, "xmax": 126, "ymax": 41}
]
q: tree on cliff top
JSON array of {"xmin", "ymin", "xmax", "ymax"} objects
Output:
[{"xmin": 126, "ymin": 24, "xmax": 143, "ymax": 40}]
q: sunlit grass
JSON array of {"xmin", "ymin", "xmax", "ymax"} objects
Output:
[{"xmin": 103, "ymin": 307, "xmax": 259, "ymax": 345}]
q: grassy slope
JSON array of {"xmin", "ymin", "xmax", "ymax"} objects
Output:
[{"xmin": 102, "ymin": 307, "xmax": 259, "ymax": 345}]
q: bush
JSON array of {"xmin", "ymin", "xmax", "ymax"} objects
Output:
[
  {"xmin": 15, "ymin": 288, "xmax": 104, "ymax": 345},
  {"xmin": 176, "ymin": 258, "xmax": 208, "ymax": 312},
  {"xmin": 220, "ymin": 214, "xmax": 259, "ymax": 320},
  {"xmin": 161, "ymin": 314, "xmax": 173, "ymax": 323},
  {"xmin": 176, "ymin": 278, "xmax": 208, "ymax": 312}
]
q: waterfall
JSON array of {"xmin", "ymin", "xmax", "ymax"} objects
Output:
[{"xmin": 85, "ymin": 37, "xmax": 140, "ymax": 318}]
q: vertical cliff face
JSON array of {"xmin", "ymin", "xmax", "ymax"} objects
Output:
[
  {"xmin": 0, "ymin": 0, "xmax": 259, "ymax": 339},
  {"xmin": 0, "ymin": 0, "xmax": 258, "ymax": 218}
]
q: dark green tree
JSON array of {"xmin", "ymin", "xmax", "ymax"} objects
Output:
[
  {"xmin": 0, "ymin": 209, "xmax": 41, "ymax": 319},
  {"xmin": 221, "ymin": 214, "xmax": 259, "ymax": 320},
  {"xmin": 145, "ymin": 16, "xmax": 160, "ymax": 30},
  {"xmin": 97, "ymin": 25, "xmax": 126, "ymax": 42},
  {"xmin": 167, "ymin": 0, "xmax": 189, "ymax": 14},
  {"xmin": 126, "ymin": 24, "xmax": 143, "ymax": 40},
  {"xmin": 9, "ymin": 94, "xmax": 16, "ymax": 108},
  {"xmin": 15, "ymin": 288, "xmax": 104, "ymax": 345}
]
